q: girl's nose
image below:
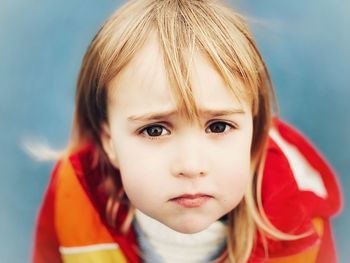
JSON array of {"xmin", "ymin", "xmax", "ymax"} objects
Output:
[{"xmin": 170, "ymin": 136, "xmax": 209, "ymax": 179}]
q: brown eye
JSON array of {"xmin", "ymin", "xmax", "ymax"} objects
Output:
[
  {"xmin": 141, "ymin": 125, "xmax": 168, "ymax": 137},
  {"xmin": 206, "ymin": 121, "xmax": 231, "ymax": 133}
]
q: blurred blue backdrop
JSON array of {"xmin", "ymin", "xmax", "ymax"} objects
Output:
[{"xmin": 0, "ymin": 0, "xmax": 349, "ymax": 262}]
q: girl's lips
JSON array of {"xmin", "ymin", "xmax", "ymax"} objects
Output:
[{"xmin": 170, "ymin": 194, "xmax": 212, "ymax": 208}]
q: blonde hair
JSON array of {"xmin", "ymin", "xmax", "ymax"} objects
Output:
[{"xmin": 66, "ymin": 0, "xmax": 309, "ymax": 262}]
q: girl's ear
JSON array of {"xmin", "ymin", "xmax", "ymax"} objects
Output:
[{"xmin": 100, "ymin": 123, "xmax": 120, "ymax": 168}]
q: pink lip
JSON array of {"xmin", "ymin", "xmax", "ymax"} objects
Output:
[{"xmin": 170, "ymin": 194, "xmax": 212, "ymax": 208}]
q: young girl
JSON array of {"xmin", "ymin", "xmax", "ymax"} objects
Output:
[{"xmin": 32, "ymin": 0, "xmax": 342, "ymax": 262}]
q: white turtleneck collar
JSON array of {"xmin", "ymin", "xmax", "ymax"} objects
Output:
[{"xmin": 134, "ymin": 209, "xmax": 227, "ymax": 263}]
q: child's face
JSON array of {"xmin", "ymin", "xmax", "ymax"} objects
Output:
[{"xmin": 101, "ymin": 33, "xmax": 253, "ymax": 234}]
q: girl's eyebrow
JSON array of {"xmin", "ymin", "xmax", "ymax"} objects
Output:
[{"xmin": 127, "ymin": 108, "xmax": 245, "ymax": 122}]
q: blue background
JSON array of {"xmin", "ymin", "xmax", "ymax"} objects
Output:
[{"xmin": 0, "ymin": 0, "xmax": 349, "ymax": 262}]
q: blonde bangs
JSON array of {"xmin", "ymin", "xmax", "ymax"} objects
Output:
[
  {"xmin": 82, "ymin": 0, "xmax": 268, "ymax": 127},
  {"xmin": 155, "ymin": 0, "xmax": 265, "ymax": 122}
]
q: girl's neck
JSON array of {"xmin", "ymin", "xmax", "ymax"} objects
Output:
[{"xmin": 134, "ymin": 209, "xmax": 227, "ymax": 262}]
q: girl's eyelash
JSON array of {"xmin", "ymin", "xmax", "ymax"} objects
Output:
[
  {"xmin": 205, "ymin": 120, "xmax": 237, "ymax": 135},
  {"xmin": 138, "ymin": 123, "xmax": 171, "ymax": 140},
  {"xmin": 138, "ymin": 120, "xmax": 237, "ymax": 140}
]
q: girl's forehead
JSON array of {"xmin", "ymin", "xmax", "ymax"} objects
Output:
[
  {"xmin": 108, "ymin": 33, "xmax": 171, "ymax": 106},
  {"xmin": 107, "ymin": 33, "xmax": 250, "ymax": 116}
]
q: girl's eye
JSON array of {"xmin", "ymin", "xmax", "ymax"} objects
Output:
[
  {"xmin": 140, "ymin": 125, "xmax": 169, "ymax": 137},
  {"xmin": 206, "ymin": 121, "xmax": 232, "ymax": 133}
]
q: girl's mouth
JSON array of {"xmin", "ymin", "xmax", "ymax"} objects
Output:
[{"xmin": 169, "ymin": 194, "xmax": 213, "ymax": 208}]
